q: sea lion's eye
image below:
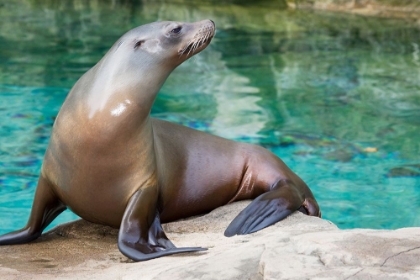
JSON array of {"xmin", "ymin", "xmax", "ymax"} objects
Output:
[
  {"xmin": 171, "ymin": 27, "xmax": 182, "ymax": 34},
  {"xmin": 134, "ymin": 40, "xmax": 144, "ymax": 49}
]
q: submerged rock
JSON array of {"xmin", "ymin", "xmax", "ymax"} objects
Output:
[{"xmin": 388, "ymin": 164, "xmax": 420, "ymax": 177}]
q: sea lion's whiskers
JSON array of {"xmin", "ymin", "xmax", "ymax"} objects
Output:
[
  {"xmin": 186, "ymin": 43, "xmax": 194, "ymax": 56},
  {"xmin": 204, "ymin": 30, "xmax": 211, "ymax": 42},
  {"xmin": 187, "ymin": 40, "xmax": 199, "ymax": 56},
  {"xmin": 179, "ymin": 39, "xmax": 193, "ymax": 56},
  {"xmin": 188, "ymin": 35, "xmax": 203, "ymax": 55},
  {"xmin": 197, "ymin": 35, "xmax": 206, "ymax": 48}
]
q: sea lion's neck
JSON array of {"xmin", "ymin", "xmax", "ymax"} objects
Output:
[{"xmin": 82, "ymin": 58, "xmax": 171, "ymax": 122}]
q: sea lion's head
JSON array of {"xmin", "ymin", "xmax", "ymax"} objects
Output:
[{"xmin": 112, "ymin": 19, "xmax": 215, "ymax": 70}]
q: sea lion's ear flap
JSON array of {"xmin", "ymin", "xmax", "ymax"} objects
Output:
[{"xmin": 134, "ymin": 40, "xmax": 145, "ymax": 49}]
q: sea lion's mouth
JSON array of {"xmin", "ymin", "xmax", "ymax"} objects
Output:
[{"xmin": 179, "ymin": 23, "xmax": 215, "ymax": 56}]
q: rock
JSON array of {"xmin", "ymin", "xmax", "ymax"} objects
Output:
[
  {"xmin": 0, "ymin": 201, "xmax": 419, "ymax": 279},
  {"xmin": 288, "ymin": 0, "xmax": 420, "ymax": 20},
  {"xmin": 387, "ymin": 164, "xmax": 420, "ymax": 178}
]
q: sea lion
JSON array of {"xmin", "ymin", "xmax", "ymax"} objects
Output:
[{"xmin": 0, "ymin": 20, "xmax": 320, "ymax": 261}]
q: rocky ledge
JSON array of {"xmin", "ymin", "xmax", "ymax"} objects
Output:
[
  {"xmin": 289, "ymin": 0, "xmax": 420, "ymax": 20},
  {"xmin": 0, "ymin": 201, "xmax": 419, "ymax": 279}
]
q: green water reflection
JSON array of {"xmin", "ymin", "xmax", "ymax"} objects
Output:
[{"xmin": 0, "ymin": 0, "xmax": 419, "ymax": 232}]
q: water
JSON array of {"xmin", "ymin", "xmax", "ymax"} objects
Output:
[{"xmin": 0, "ymin": 0, "xmax": 419, "ymax": 234}]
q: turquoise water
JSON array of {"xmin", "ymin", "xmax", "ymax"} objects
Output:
[{"xmin": 1, "ymin": 1, "xmax": 420, "ymax": 234}]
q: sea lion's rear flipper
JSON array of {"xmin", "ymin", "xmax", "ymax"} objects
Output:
[
  {"xmin": 118, "ymin": 187, "xmax": 206, "ymax": 261},
  {"xmin": 224, "ymin": 179, "xmax": 308, "ymax": 237},
  {"xmin": 0, "ymin": 176, "xmax": 66, "ymax": 245}
]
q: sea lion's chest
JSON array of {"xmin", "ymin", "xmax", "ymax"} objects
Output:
[{"xmin": 40, "ymin": 112, "xmax": 157, "ymax": 225}]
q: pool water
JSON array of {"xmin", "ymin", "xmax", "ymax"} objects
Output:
[{"xmin": 0, "ymin": 0, "xmax": 419, "ymax": 234}]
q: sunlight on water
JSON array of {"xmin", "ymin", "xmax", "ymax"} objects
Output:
[{"xmin": 0, "ymin": 0, "xmax": 419, "ymax": 234}]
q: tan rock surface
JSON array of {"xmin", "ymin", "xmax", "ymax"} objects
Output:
[
  {"xmin": 288, "ymin": 0, "xmax": 420, "ymax": 20},
  {"xmin": 0, "ymin": 201, "xmax": 419, "ymax": 279}
]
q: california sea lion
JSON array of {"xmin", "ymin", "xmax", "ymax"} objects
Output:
[{"xmin": 0, "ymin": 20, "xmax": 320, "ymax": 261}]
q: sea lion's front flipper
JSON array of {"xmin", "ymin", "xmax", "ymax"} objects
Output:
[
  {"xmin": 224, "ymin": 179, "xmax": 306, "ymax": 237},
  {"xmin": 0, "ymin": 176, "xmax": 66, "ymax": 245},
  {"xmin": 118, "ymin": 186, "xmax": 206, "ymax": 261}
]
